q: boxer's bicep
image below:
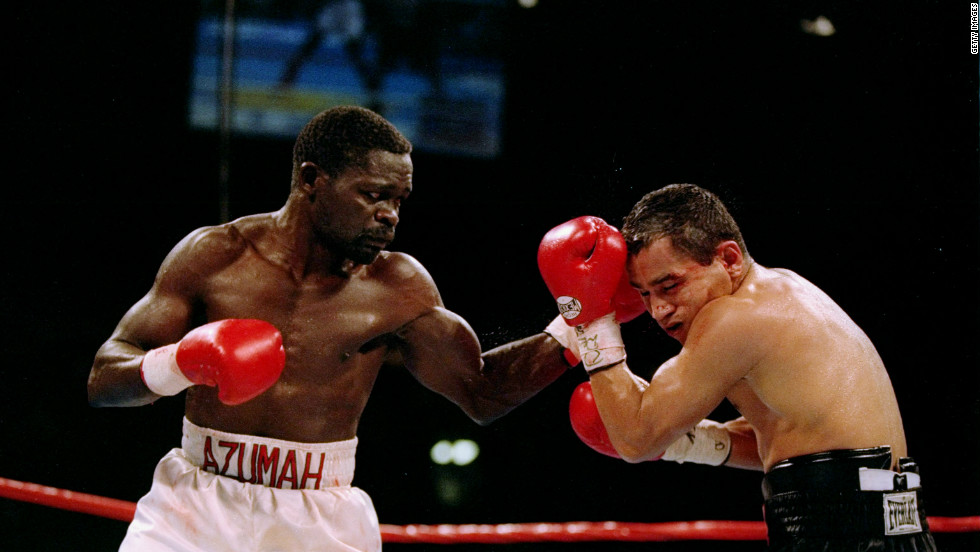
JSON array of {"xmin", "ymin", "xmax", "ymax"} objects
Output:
[
  {"xmin": 395, "ymin": 308, "xmax": 488, "ymax": 412},
  {"xmin": 89, "ymin": 226, "xmax": 242, "ymax": 406}
]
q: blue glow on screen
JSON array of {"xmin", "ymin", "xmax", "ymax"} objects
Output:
[{"xmin": 189, "ymin": 0, "xmax": 506, "ymax": 158}]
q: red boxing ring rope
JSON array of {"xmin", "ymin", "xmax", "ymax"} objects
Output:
[
  {"xmin": 2, "ymin": 477, "xmax": 978, "ymax": 544},
  {"xmin": 382, "ymin": 521, "xmax": 768, "ymax": 543}
]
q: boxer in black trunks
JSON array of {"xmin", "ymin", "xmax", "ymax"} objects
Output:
[{"xmin": 541, "ymin": 184, "xmax": 937, "ymax": 551}]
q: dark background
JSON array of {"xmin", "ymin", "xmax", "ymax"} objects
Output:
[{"xmin": 4, "ymin": 1, "xmax": 978, "ymax": 551}]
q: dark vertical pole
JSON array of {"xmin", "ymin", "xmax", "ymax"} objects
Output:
[{"xmin": 218, "ymin": 0, "xmax": 236, "ymax": 223}]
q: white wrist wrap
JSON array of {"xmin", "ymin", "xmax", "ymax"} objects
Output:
[
  {"xmin": 660, "ymin": 420, "xmax": 732, "ymax": 466},
  {"xmin": 576, "ymin": 313, "xmax": 626, "ymax": 373},
  {"xmin": 140, "ymin": 344, "xmax": 193, "ymax": 396},
  {"xmin": 544, "ymin": 315, "xmax": 580, "ymax": 357}
]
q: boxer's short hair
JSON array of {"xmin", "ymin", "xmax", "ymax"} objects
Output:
[
  {"xmin": 293, "ymin": 106, "xmax": 412, "ymax": 181},
  {"xmin": 622, "ymin": 183, "xmax": 749, "ymax": 265}
]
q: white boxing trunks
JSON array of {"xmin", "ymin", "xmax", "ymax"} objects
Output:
[{"xmin": 119, "ymin": 418, "xmax": 381, "ymax": 552}]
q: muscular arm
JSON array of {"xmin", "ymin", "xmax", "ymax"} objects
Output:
[
  {"xmin": 589, "ymin": 299, "xmax": 761, "ymax": 463},
  {"xmin": 395, "ymin": 308, "xmax": 568, "ymax": 425},
  {"xmin": 87, "ymin": 227, "xmax": 239, "ymax": 407},
  {"xmin": 88, "ymin": 292, "xmax": 194, "ymax": 406},
  {"xmin": 479, "ymin": 332, "xmax": 570, "ymax": 420}
]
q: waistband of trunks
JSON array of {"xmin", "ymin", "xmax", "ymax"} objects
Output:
[
  {"xmin": 762, "ymin": 446, "xmax": 925, "ymax": 498},
  {"xmin": 762, "ymin": 447, "xmax": 929, "ymax": 541},
  {"xmin": 763, "ymin": 487, "xmax": 929, "ymax": 541},
  {"xmin": 762, "ymin": 446, "xmax": 914, "ymax": 498},
  {"xmin": 181, "ymin": 417, "xmax": 357, "ymax": 490}
]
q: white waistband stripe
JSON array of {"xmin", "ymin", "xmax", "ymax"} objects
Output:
[
  {"xmin": 181, "ymin": 418, "xmax": 357, "ymax": 490},
  {"xmin": 858, "ymin": 468, "xmax": 922, "ymax": 491}
]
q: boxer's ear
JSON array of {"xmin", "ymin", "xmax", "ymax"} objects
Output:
[
  {"xmin": 715, "ymin": 241, "xmax": 743, "ymax": 278},
  {"xmin": 299, "ymin": 162, "xmax": 327, "ymax": 202}
]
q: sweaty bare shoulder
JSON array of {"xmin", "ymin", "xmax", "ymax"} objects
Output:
[
  {"xmin": 731, "ymin": 267, "xmax": 815, "ymax": 339},
  {"xmin": 680, "ymin": 266, "xmax": 812, "ymax": 383},
  {"xmin": 688, "ymin": 292, "xmax": 772, "ymax": 376},
  {"xmin": 368, "ymin": 251, "xmax": 444, "ymax": 309},
  {"xmin": 155, "ymin": 223, "xmax": 250, "ymax": 296}
]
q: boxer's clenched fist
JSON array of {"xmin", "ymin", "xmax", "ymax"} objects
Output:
[
  {"xmin": 538, "ymin": 216, "xmax": 629, "ymax": 373},
  {"xmin": 140, "ymin": 318, "xmax": 285, "ymax": 405}
]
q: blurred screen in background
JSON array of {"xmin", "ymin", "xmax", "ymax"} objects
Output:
[{"xmin": 189, "ymin": 0, "xmax": 507, "ymax": 158}]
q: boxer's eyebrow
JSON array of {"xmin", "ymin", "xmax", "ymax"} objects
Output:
[
  {"xmin": 630, "ymin": 273, "xmax": 675, "ymax": 291},
  {"xmin": 647, "ymin": 273, "xmax": 676, "ymax": 287}
]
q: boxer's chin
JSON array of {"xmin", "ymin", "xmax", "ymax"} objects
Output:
[
  {"xmin": 352, "ymin": 249, "xmax": 382, "ymax": 265},
  {"xmin": 345, "ymin": 241, "xmax": 385, "ymax": 265}
]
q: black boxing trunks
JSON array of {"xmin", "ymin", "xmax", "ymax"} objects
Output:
[{"xmin": 762, "ymin": 446, "xmax": 937, "ymax": 551}]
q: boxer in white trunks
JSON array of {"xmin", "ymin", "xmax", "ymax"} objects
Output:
[{"xmin": 88, "ymin": 106, "xmax": 571, "ymax": 551}]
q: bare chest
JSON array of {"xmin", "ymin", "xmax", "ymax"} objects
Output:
[
  {"xmin": 184, "ymin": 258, "xmax": 434, "ymax": 439},
  {"xmin": 198, "ymin": 259, "xmax": 424, "ymax": 372}
]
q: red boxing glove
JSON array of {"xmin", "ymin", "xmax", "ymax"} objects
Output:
[
  {"xmin": 547, "ymin": 270, "xmax": 647, "ymax": 367},
  {"xmin": 611, "ymin": 269, "xmax": 646, "ymax": 324},
  {"xmin": 538, "ymin": 216, "xmax": 627, "ymax": 326},
  {"xmin": 141, "ymin": 319, "xmax": 286, "ymax": 405},
  {"xmin": 569, "ymin": 381, "xmax": 620, "ymax": 458},
  {"xmin": 570, "ymin": 381, "xmax": 731, "ymax": 465},
  {"xmin": 539, "ymin": 216, "xmax": 629, "ymax": 373}
]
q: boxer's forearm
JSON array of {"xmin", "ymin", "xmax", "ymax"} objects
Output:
[
  {"xmin": 474, "ymin": 333, "xmax": 569, "ymax": 418},
  {"xmin": 88, "ymin": 339, "xmax": 160, "ymax": 407},
  {"xmin": 398, "ymin": 310, "xmax": 567, "ymax": 424},
  {"xmin": 588, "ymin": 362, "xmax": 682, "ymax": 462},
  {"xmin": 720, "ymin": 417, "xmax": 764, "ymax": 471}
]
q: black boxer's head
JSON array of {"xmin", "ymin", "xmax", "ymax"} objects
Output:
[{"xmin": 292, "ymin": 105, "xmax": 412, "ymax": 186}]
